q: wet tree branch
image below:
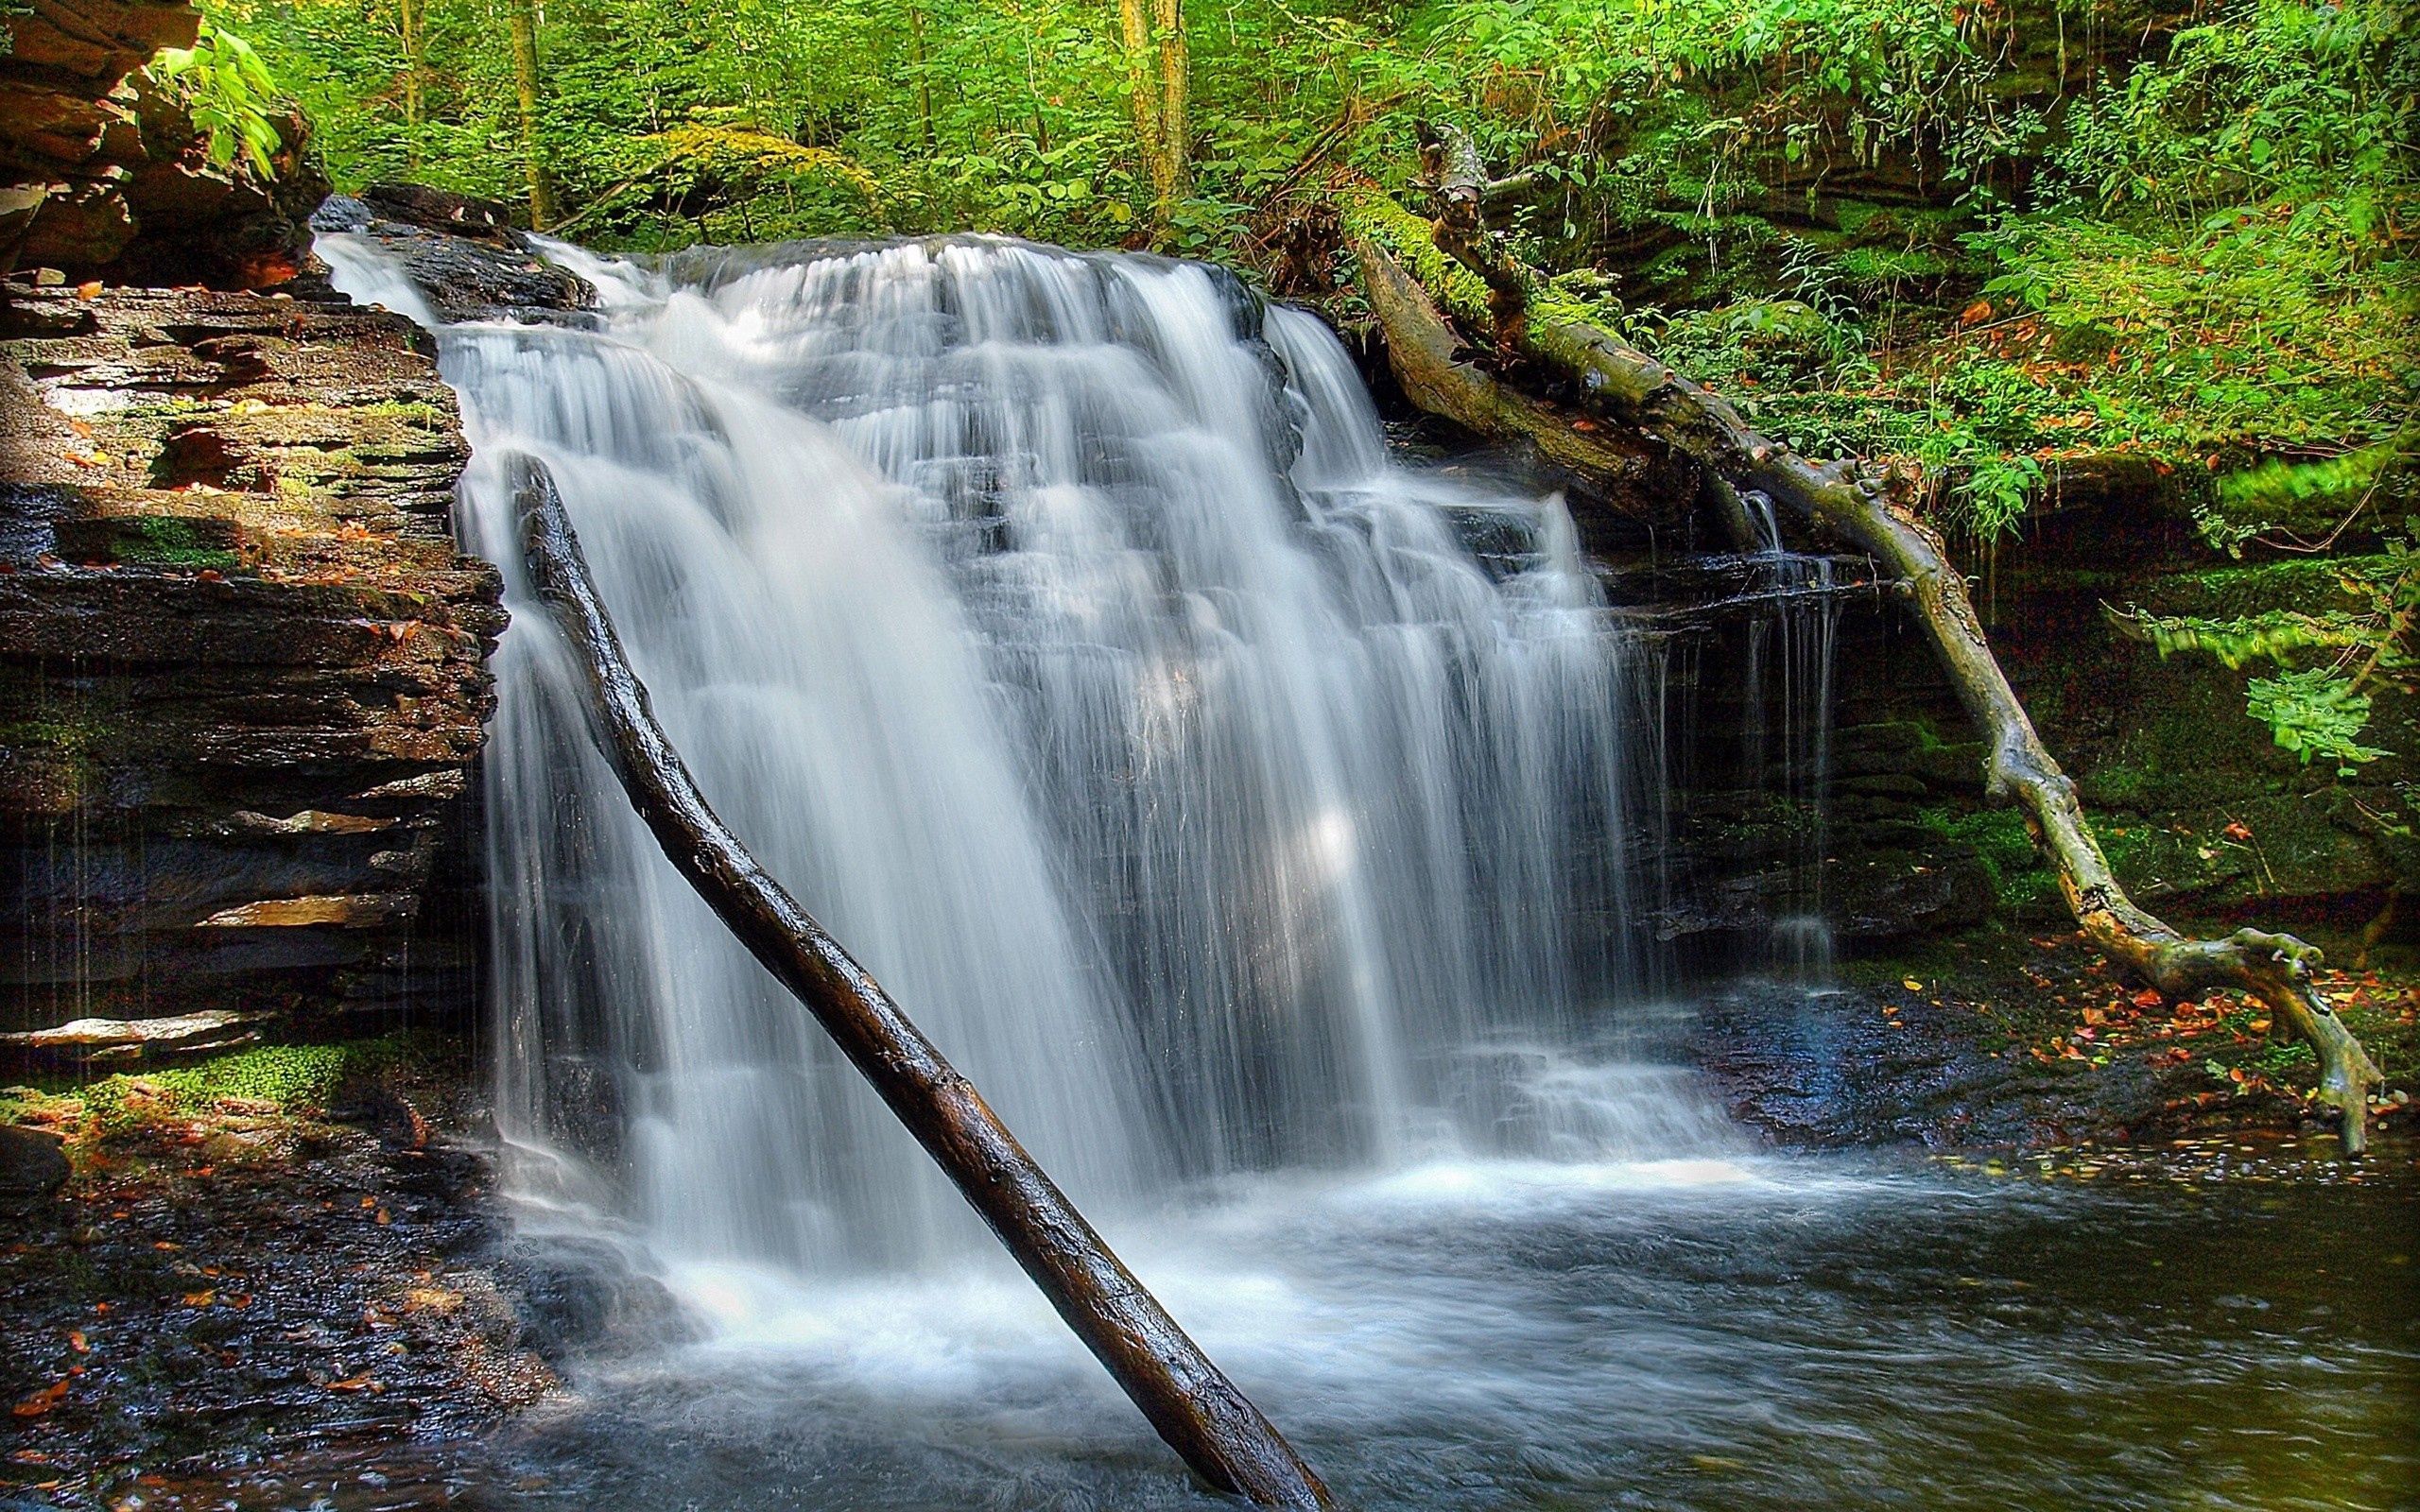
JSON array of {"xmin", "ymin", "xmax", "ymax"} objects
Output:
[
  {"xmin": 1339, "ymin": 185, "xmax": 2383, "ymax": 1153},
  {"xmin": 512, "ymin": 455, "xmax": 1337, "ymax": 1506}
]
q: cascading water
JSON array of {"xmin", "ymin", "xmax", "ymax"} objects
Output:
[
  {"xmin": 299, "ymin": 232, "xmax": 2420, "ymax": 1512},
  {"xmin": 320, "ymin": 231, "xmax": 1723, "ymax": 1281},
  {"xmin": 1736, "ymin": 490, "xmax": 1842, "ymax": 981}
]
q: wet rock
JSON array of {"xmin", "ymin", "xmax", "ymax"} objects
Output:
[
  {"xmin": 312, "ymin": 188, "xmax": 598, "ymax": 324},
  {"xmin": 0, "ymin": 1122, "xmax": 69, "ymax": 1211},
  {"xmin": 1693, "ymin": 982, "xmax": 2184, "ymax": 1149},
  {"xmin": 0, "ymin": 281, "xmax": 503, "ymax": 1039},
  {"xmin": 0, "ymin": 1052, "xmax": 571, "ymax": 1495}
]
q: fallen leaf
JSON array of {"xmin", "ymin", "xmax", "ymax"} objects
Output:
[
  {"xmin": 66, "ymin": 1332, "xmax": 86, "ymax": 1353},
  {"xmin": 324, "ymin": 1374, "xmax": 374, "ymax": 1393},
  {"xmin": 1902, "ymin": 978, "xmax": 1925, "ymax": 992},
  {"xmin": 11, "ymin": 1381, "xmax": 67, "ymax": 1418},
  {"xmin": 182, "ymin": 1289, "xmax": 216, "ymax": 1308}
]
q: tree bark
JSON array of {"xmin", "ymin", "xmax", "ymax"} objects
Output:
[
  {"xmin": 511, "ymin": 457, "xmax": 1337, "ymax": 1509},
  {"xmin": 506, "ymin": 0, "xmax": 556, "ymax": 231},
  {"xmin": 1153, "ymin": 0, "xmax": 1190, "ymax": 208},
  {"xmin": 1341, "ymin": 188, "xmax": 2384, "ymax": 1154},
  {"xmin": 399, "ymin": 0, "xmax": 424, "ymax": 143},
  {"xmin": 908, "ymin": 1, "xmax": 938, "ymax": 154},
  {"xmin": 1116, "ymin": 0, "xmax": 1170, "ymax": 227}
]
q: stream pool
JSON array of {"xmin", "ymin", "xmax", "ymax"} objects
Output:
[{"xmin": 174, "ymin": 1138, "xmax": 2418, "ymax": 1512}]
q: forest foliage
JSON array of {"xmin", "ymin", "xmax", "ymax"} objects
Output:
[{"xmin": 185, "ymin": 0, "xmax": 2415, "ymax": 782}]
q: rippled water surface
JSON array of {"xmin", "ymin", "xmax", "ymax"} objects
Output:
[{"xmin": 176, "ymin": 1143, "xmax": 2402, "ymax": 1512}]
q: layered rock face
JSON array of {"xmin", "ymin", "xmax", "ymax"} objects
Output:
[
  {"xmin": 1, "ymin": 0, "xmax": 323, "ymax": 287},
  {"xmin": 1643, "ymin": 497, "xmax": 2413, "ymax": 972},
  {"xmin": 0, "ymin": 281, "xmax": 502, "ymax": 1042}
]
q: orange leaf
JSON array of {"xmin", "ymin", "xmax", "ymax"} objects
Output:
[
  {"xmin": 11, "ymin": 1381, "xmax": 67, "ymax": 1418},
  {"xmin": 324, "ymin": 1374, "xmax": 374, "ymax": 1393}
]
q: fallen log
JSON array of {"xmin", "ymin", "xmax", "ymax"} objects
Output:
[
  {"xmin": 1339, "ymin": 185, "xmax": 2384, "ymax": 1154},
  {"xmin": 510, "ymin": 456, "xmax": 1336, "ymax": 1510}
]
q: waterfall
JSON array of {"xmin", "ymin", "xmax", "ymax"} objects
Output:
[
  {"xmin": 322, "ymin": 232, "xmax": 1710, "ymax": 1283},
  {"xmin": 1737, "ymin": 491, "xmax": 1841, "ymax": 981}
]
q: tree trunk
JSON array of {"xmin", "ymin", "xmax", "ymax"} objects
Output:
[
  {"xmin": 399, "ymin": 0, "xmax": 423, "ymax": 144},
  {"xmin": 510, "ymin": 456, "xmax": 1337, "ymax": 1510},
  {"xmin": 908, "ymin": 1, "xmax": 937, "ymax": 154},
  {"xmin": 506, "ymin": 0, "xmax": 555, "ymax": 231},
  {"xmin": 1340, "ymin": 187, "xmax": 2384, "ymax": 1155},
  {"xmin": 1153, "ymin": 0, "xmax": 1189, "ymax": 209},
  {"xmin": 1116, "ymin": 0, "xmax": 1169, "ymax": 225}
]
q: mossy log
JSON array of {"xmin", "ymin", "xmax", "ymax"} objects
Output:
[
  {"xmin": 1339, "ymin": 186, "xmax": 2384, "ymax": 1154},
  {"xmin": 510, "ymin": 457, "xmax": 1335, "ymax": 1509}
]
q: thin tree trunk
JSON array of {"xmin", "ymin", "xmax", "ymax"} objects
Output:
[
  {"xmin": 1153, "ymin": 0, "xmax": 1189, "ymax": 207},
  {"xmin": 510, "ymin": 456, "xmax": 1337, "ymax": 1510},
  {"xmin": 908, "ymin": 1, "xmax": 937, "ymax": 153},
  {"xmin": 1342, "ymin": 186, "xmax": 2384, "ymax": 1154},
  {"xmin": 506, "ymin": 0, "xmax": 555, "ymax": 230},
  {"xmin": 1117, "ymin": 0, "xmax": 1168, "ymax": 224},
  {"xmin": 399, "ymin": 0, "xmax": 424, "ymax": 146}
]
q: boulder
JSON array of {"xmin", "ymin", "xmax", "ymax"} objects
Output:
[
  {"xmin": 0, "ymin": 1123, "xmax": 69, "ymax": 1212},
  {"xmin": 312, "ymin": 191, "xmax": 597, "ymax": 323}
]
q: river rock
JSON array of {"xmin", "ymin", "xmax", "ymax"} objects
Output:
[
  {"xmin": 311, "ymin": 188, "xmax": 598, "ymax": 324},
  {"xmin": 0, "ymin": 1123, "xmax": 70, "ymax": 1212}
]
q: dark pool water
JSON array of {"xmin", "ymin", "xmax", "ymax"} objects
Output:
[{"xmin": 165, "ymin": 1139, "xmax": 2418, "ymax": 1512}]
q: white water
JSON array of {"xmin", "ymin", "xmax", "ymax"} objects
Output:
[
  {"xmin": 321, "ymin": 230, "xmax": 1734, "ymax": 1284},
  {"xmin": 303, "ymin": 234, "xmax": 2420, "ymax": 1512}
]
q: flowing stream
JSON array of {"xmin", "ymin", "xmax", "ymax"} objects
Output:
[{"xmin": 316, "ymin": 232, "xmax": 2417, "ymax": 1512}]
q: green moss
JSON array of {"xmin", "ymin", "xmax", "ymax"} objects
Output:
[
  {"xmin": 5, "ymin": 1031, "xmax": 441, "ymax": 1133},
  {"xmin": 113, "ymin": 517, "xmax": 241, "ymax": 571},
  {"xmin": 2079, "ymin": 756, "xmax": 2153, "ymax": 807},
  {"xmin": 0, "ymin": 711, "xmax": 112, "ymax": 757},
  {"xmin": 1917, "ymin": 804, "xmax": 2060, "ymax": 914}
]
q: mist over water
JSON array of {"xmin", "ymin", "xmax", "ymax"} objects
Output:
[
  {"xmin": 316, "ymin": 233, "xmax": 2418, "ymax": 1512},
  {"xmin": 324, "ymin": 231, "xmax": 1704, "ymax": 1274}
]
